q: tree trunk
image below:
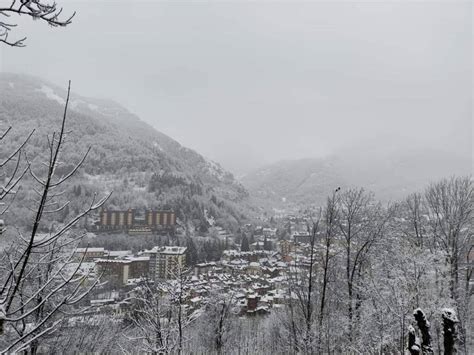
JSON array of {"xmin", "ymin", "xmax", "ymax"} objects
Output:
[
  {"xmin": 442, "ymin": 308, "xmax": 458, "ymax": 355},
  {"xmin": 408, "ymin": 325, "xmax": 420, "ymax": 355},
  {"xmin": 413, "ymin": 308, "xmax": 433, "ymax": 353}
]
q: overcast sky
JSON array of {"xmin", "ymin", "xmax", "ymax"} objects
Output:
[{"xmin": 0, "ymin": 1, "xmax": 472, "ymax": 175}]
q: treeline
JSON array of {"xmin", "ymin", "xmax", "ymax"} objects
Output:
[
  {"xmin": 260, "ymin": 176, "xmax": 472, "ymax": 354},
  {"xmin": 40, "ymin": 176, "xmax": 473, "ymax": 354},
  {"xmin": 185, "ymin": 177, "xmax": 472, "ymax": 354}
]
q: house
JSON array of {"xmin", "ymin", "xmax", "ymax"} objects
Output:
[
  {"xmin": 262, "ymin": 228, "xmax": 277, "ymax": 237},
  {"xmin": 246, "ymin": 293, "xmax": 259, "ymax": 313},
  {"xmin": 194, "ymin": 262, "xmax": 217, "ymax": 276},
  {"xmin": 246, "ymin": 262, "xmax": 262, "ymax": 276},
  {"xmin": 293, "ymin": 232, "xmax": 312, "ymax": 245}
]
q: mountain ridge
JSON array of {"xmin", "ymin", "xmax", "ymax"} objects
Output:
[
  {"xmin": 0, "ymin": 72, "xmax": 250, "ymax": 232},
  {"xmin": 242, "ymin": 150, "xmax": 471, "ymax": 209}
]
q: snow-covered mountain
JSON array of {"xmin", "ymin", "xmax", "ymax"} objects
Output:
[
  {"xmin": 0, "ymin": 73, "xmax": 250, "ymax": 231},
  {"xmin": 242, "ymin": 150, "xmax": 471, "ymax": 208}
]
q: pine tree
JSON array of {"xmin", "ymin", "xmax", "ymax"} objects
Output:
[
  {"xmin": 264, "ymin": 236, "xmax": 272, "ymax": 251},
  {"xmin": 185, "ymin": 237, "xmax": 198, "ymax": 266},
  {"xmin": 241, "ymin": 234, "xmax": 250, "ymax": 252}
]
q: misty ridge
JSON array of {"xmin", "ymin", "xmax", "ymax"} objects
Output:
[{"xmin": 0, "ymin": 1, "xmax": 472, "ymax": 355}]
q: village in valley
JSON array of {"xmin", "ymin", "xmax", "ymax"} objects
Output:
[{"xmin": 69, "ymin": 207, "xmax": 318, "ymax": 320}]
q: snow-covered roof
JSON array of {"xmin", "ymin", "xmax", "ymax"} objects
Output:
[
  {"xmin": 76, "ymin": 247, "xmax": 105, "ymax": 253},
  {"xmin": 126, "ymin": 256, "xmax": 150, "ymax": 262},
  {"xmin": 160, "ymin": 246, "xmax": 187, "ymax": 255},
  {"xmin": 96, "ymin": 258, "xmax": 130, "ymax": 264},
  {"xmin": 107, "ymin": 250, "xmax": 132, "ymax": 257}
]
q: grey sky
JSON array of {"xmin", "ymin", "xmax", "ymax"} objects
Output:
[{"xmin": 0, "ymin": 1, "xmax": 472, "ymax": 175}]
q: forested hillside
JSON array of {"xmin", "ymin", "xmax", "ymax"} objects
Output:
[
  {"xmin": 243, "ymin": 151, "xmax": 471, "ymax": 209},
  {"xmin": 0, "ymin": 73, "xmax": 250, "ymax": 232}
]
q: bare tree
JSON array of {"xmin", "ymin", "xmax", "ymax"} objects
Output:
[
  {"xmin": 282, "ymin": 208, "xmax": 331, "ymax": 354},
  {"xmin": 45, "ymin": 314, "xmax": 122, "ymax": 354},
  {"xmin": 0, "ymin": 82, "xmax": 109, "ymax": 353},
  {"xmin": 402, "ymin": 193, "xmax": 428, "ymax": 249},
  {"xmin": 124, "ymin": 266, "xmax": 194, "ymax": 355},
  {"xmin": 199, "ymin": 291, "xmax": 238, "ymax": 355},
  {"xmin": 167, "ymin": 266, "xmax": 193, "ymax": 355},
  {"xmin": 425, "ymin": 177, "xmax": 472, "ymax": 350},
  {"xmin": 124, "ymin": 281, "xmax": 178, "ymax": 354},
  {"xmin": 283, "ymin": 217, "xmax": 321, "ymax": 354},
  {"xmin": 317, "ymin": 188, "xmax": 339, "ymax": 353},
  {"xmin": 0, "ymin": 0, "xmax": 74, "ymax": 47},
  {"xmin": 278, "ymin": 190, "xmax": 340, "ymax": 354},
  {"xmin": 337, "ymin": 188, "xmax": 389, "ymax": 345},
  {"xmin": 0, "ymin": 125, "xmax": 34, "ymax": 215},
  {"xmin": 366, "ymin": 247, "xmax": 414, "ymax": 354}
]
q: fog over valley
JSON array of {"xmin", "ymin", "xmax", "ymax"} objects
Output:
[{"xmin": 1, "ymin": 1, "xmax": 471, "ymax": 176}]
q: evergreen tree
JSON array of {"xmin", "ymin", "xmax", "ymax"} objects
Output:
[
  {"xmin": 249, "ymin": 233, "xmax": 255, "ymax": 245},
  {"xmin": 186, "ymin": 237, "xmax": 198, "ymax": 266},
  {"xmin": 240, "ymin": 234, "xmax": 250, "ymax": 252},
  {"xmin": 264, "ymin": 236, "xmax": 272, "ymax": 251}
]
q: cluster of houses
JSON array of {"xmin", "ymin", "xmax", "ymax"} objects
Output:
[
  {"xmin": 73, "ymin": 245, "xmax": 187, "ymax": 286},
  {"xmin": 71, "ymin": 229, "xmax": 323, "ymax": 319},
  {"xmin": 190, "ymin": 250, "xmax": 290, "ymax": 315},
  {"xmin": 66, "ymin": 212, "xmax": 331, "ymax": 320},
  {"xmin": 185, "ymin": 238, "xmax": 326, "ymax": 316}
]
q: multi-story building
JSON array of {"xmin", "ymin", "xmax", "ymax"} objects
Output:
[
  {"xmin": 97, "ymin": 208, "xmax": 176, "ymax": 234},
  {"xmin": 280, "ymin": 240, "xmax": 293, "ymax": 257},
  {"xmin": 145, "ymin": 246, "xmax": 187, "ymax": 280},
  {"xmin": 99, "ymin": 209, "xmax": 135, "ymax": 230},
  {"xmin": 96, "ymin": 259, "xmax": 131, "ymax": 286},
  {"xmin": 96, "ymin": 256, "xmax": 150, "ymax": 286}
]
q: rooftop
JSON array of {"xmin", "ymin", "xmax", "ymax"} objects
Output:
[
  {"xmin": 160, "ymin": 246, "xmax": 187, "ymax": 255},
  {"xmin": 76, "ymin": 247, "xmax": 105, "ymax": 253}
]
